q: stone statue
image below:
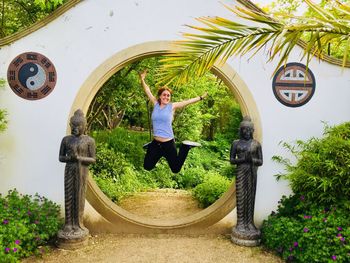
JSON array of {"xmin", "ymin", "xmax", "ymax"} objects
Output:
[
  {"xmin": 57, "ymin": 109, "xmax": 96, "ymax": 249},
  {"xmin": 230, "ymin": 116, "xmax": 263, "ymax": 246}
]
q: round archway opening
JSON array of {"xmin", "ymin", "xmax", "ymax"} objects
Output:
[{"xmin": 71, "ymin": 41, "xmax": 262, "ymax": 231}]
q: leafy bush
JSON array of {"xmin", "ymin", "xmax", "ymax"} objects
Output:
[
  {"xmin": 262, "ymin": 195, "xmax": 350, "ymax": 262},
  {"xmin": 0, "ymin": 189, "xmax": 62, "ymax": 262},
  {"xmin": 90, "ymin": 143, "xmax": 146, "ymax": 202},
  {"xmin": 174, "ymin": 167, "xmax": 205, "ymax": 189},
  {"xmin": 263, "ymin": 122, "xmax": 350, "ymax": 262},
  {"xmin": 273, "ymin": 122, "xmax": 350, "ymax": 207},
  {"xmin": 92, "ymin": 128, "xmax": 148, "ymax": 168},
  {"xmin": 192, "ymin": 172, "xmax": 232, "ymax": 208}
]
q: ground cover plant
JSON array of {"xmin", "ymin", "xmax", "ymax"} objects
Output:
[
  {"xmin": 0, "ymin": 189, "xmax": 62, "ymax": 262},
  {"xmin": 261, "ymin": 122, "xmax": 350, "ymax": 262}
]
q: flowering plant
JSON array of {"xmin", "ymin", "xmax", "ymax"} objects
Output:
[
  {"xmin": 262, "ymin": 195, "xmax": 350, "ymax": 262},
  {"xmin": 0, "ymin": 189, "xmax": 62, "ymax": 262}
]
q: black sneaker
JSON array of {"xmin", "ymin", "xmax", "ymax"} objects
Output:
[
  {"xmin": 143, "ymin": 142, "xmax": 152, "ymax": 149},
  {"xmin": 182, "ymin": 140, "xmax": 201, "ymax": 148}
]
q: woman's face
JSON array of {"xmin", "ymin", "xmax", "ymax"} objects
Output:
[{"xmin": 159, "ymin": 90, "xmax": 171, "ymax": 105}]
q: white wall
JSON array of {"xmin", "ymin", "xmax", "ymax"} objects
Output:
[{"xmin": 0, "ymin": 0, "xmax": 349, "ymax": 224}]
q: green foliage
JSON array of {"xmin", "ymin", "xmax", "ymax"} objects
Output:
[
  {"xmin": 192, "ymin": 172, "xmax": 232, "ymax": 208},
  {"xmin": 34, "ymin": 0, "xmax": 64, "ymax": 10},
  {"xmin": 263, "ymin": 122, "xmax": 350, "ymax": 262},
  {"xmin": 0, "ymin": 0, "xmax": 67, "ymax": 37},
  {"xmin": 92, "ymin": 128, "xmax": 148, "ymax": 168},
  {"xmin": 264, "ymin": 0, "xmax": 350, "ymax": 60},
  {"xmin": 90, "ymin": 143, "xmax": 147, "ymax": 202},
  {"xmin": 173, "ymin": 167, "xmax": 205, "ymax": 189},
  {"xmin": 91, "ymin": 127, "xmax": 235, "ymax": 205},
  {"xmin": 0, "ymin": 79, "xmax": 7, "ymax": 133},
  {"xmin": 262, "ymin": 195, "xmax": 350, "ymax": 262},
  {"xmin": 273, "ymin": 122, "xmax": 350, "ymax": 207},
  {"xmin": 159, "ymin": 0, "xmax": 350, "ymax": 85},
  {"xmin": 0, "ymin": 189, "xmax": 62, "ymax": 262},
  {"xmin": 0, "ymin": 109, "xmax": 7, "ymax": 133}
]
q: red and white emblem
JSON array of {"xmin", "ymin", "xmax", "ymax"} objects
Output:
[{"xmin": 272, "ymin": 63, "xmax": 315, "ymax": 107}]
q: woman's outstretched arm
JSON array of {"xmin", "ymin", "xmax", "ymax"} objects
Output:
[
  {"xmin": 139, "ymin": 70, "xmax": 157, "ymax": 105},
  {"xmin": 173, "ymin": 91, "xmax": 208, "ymax": 110}
]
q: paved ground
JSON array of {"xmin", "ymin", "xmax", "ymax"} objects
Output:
[
  {"xmin": 22, "ymin": 189, "xmax": 283, "ymax": 263},
  {"xmin": 23, "ymin": 233, "xmax": 283, "ymax": 263}
]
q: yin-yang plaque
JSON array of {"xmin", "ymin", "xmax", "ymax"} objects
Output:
[{"xmin": 7, "ymin": 52, "xmax": 57, "ymax": 100}]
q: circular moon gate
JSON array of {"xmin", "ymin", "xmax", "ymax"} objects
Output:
[{"xmin": 70, "ymin": 41, "xmax": 262, "ymax": 233}]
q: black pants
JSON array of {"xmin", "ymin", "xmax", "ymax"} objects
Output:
[{"xmin": 143, "ymin": 139, "xmax": 190, "ymax": 173}]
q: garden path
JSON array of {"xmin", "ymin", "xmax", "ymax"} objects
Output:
[{"xmin": 23, "ymin": 189, "xmax": 283, "ymax": 263}]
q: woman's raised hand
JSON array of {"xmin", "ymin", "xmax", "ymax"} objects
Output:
[
  {"xmin": 201, "ymin": 91, "xmax": 208, "ymax": 99},
  {"xmin": 139, "ymin": 69, "xmax": 147, "ymax": 80}
]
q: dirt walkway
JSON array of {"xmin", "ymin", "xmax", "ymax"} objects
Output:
[{"xmin": 23, "ymin": 189, "xmax": 283, "ymax": 263}]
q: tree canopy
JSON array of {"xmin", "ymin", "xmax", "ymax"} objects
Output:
[{"xmin": 0, "ymin": 0, "xmax": 66, "ymax": 37}]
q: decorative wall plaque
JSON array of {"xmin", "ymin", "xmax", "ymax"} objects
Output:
[
  {"xmin": 7, "ymin": 52, "xmax": 57, "ymax": 100},
  {"xmin": 272, "ymin": 62, "xmax": 315, "ymax": 107}
]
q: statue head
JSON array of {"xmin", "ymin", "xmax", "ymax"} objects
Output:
[
  {"xmin": 239, "ymin": 116, "xmax": 254, "ymax": 140},
  {"xmin": 70, "ymin": 109, "xmax": 87, "ymax": 136}
]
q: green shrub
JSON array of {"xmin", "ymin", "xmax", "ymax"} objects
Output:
[
  {"xmin": 263, "ymin": 123, "xmax": 350, "ymax": 262},
  {"xmin": 174, "ymin": 167, "xmax": 205, "ymax": 189},
  {"xmin": 90, "ymin": 143, "xmax": 136, "ymax": 179},
  {"xmin": 0, "ymin": 189, "xmax": 62, "ymax": 262},
  {"xmin": 90, "ymin": 143, "xmax": 146, "ymax": 202},
  {"xmin": 92, "ymin": 171, "xmax": 145, "ymax": 202},
  {"xmin": 142, "ymin": 160, "xmax": 178, "ymax": 189},
  {"xmin": 192, "ymin": 172, "xmax": 232, "ymax": 208},
  {"xmin": 262, "ymin": 195, "xmax": 350, "ymax": 262},
  {"xmin": 273, "ymin": 122, "xmax": 350, "ymax": 207},
  {"xmin": 92, "ymin": 128, "xmax": 148, "ymax": 169}
]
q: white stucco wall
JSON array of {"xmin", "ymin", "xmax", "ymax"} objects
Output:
[{"xmin": 0, "ymin": 0, "xmax": 349, "ymax": 226}]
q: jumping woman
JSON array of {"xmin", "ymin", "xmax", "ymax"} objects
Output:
[{"xmin": 139, "ymin": 70, "xmax": 207, "ymax": 173}]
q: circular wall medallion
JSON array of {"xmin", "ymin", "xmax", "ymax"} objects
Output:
[
  {"xmin": 7, "ymin": 52, "xmax": 57, "ymax": 100},
  {"xmin": 272, "ymin": 62, "xmax": 316, "ymax": 107}
]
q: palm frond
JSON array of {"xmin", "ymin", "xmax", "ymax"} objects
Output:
[{"xmin": 158, "ymin": 1, "xmax": 350, "ymax": 86}]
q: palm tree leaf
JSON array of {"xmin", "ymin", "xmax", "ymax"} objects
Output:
[{"xmin": 158, "ymin": 1, "xmax": 350, "ymax": 86}]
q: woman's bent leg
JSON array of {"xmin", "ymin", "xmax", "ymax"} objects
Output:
[
  {"xmin": 143, "ymin": 140, "xmax": 162, "ymax": 171},
  {"xmin": 163, "ymin": 140, "xmax": 190, "ymax": 173}
]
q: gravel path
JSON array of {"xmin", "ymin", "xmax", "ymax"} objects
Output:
[
  {"xmin": 23, "ymin": 234, "xmax": 283, "ymax": 263},
  {"xmin": 22, "ymin": 189, "xmax": 283, "ymax": 263}
]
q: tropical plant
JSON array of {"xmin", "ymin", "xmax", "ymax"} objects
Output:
[
  {"xmin": 158, "ymin": 0, "xmax": 350, "ymax": 85},
  {"xmin": 272, "ymin": 122, "xmax": 350, "ymax": 208}
]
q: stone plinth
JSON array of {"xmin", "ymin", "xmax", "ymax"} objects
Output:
[{"xmin": 231, "ymin": 227, "xmax": 261, "ymax": 247}]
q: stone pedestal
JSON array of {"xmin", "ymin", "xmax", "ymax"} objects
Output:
[
  {"xmin": 57, "ymin": 228, "xmax": 89, "ymax": 250},
  {"xmin": 231, "ymin": 227, "xmax": 261, "ymax": 247}
]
